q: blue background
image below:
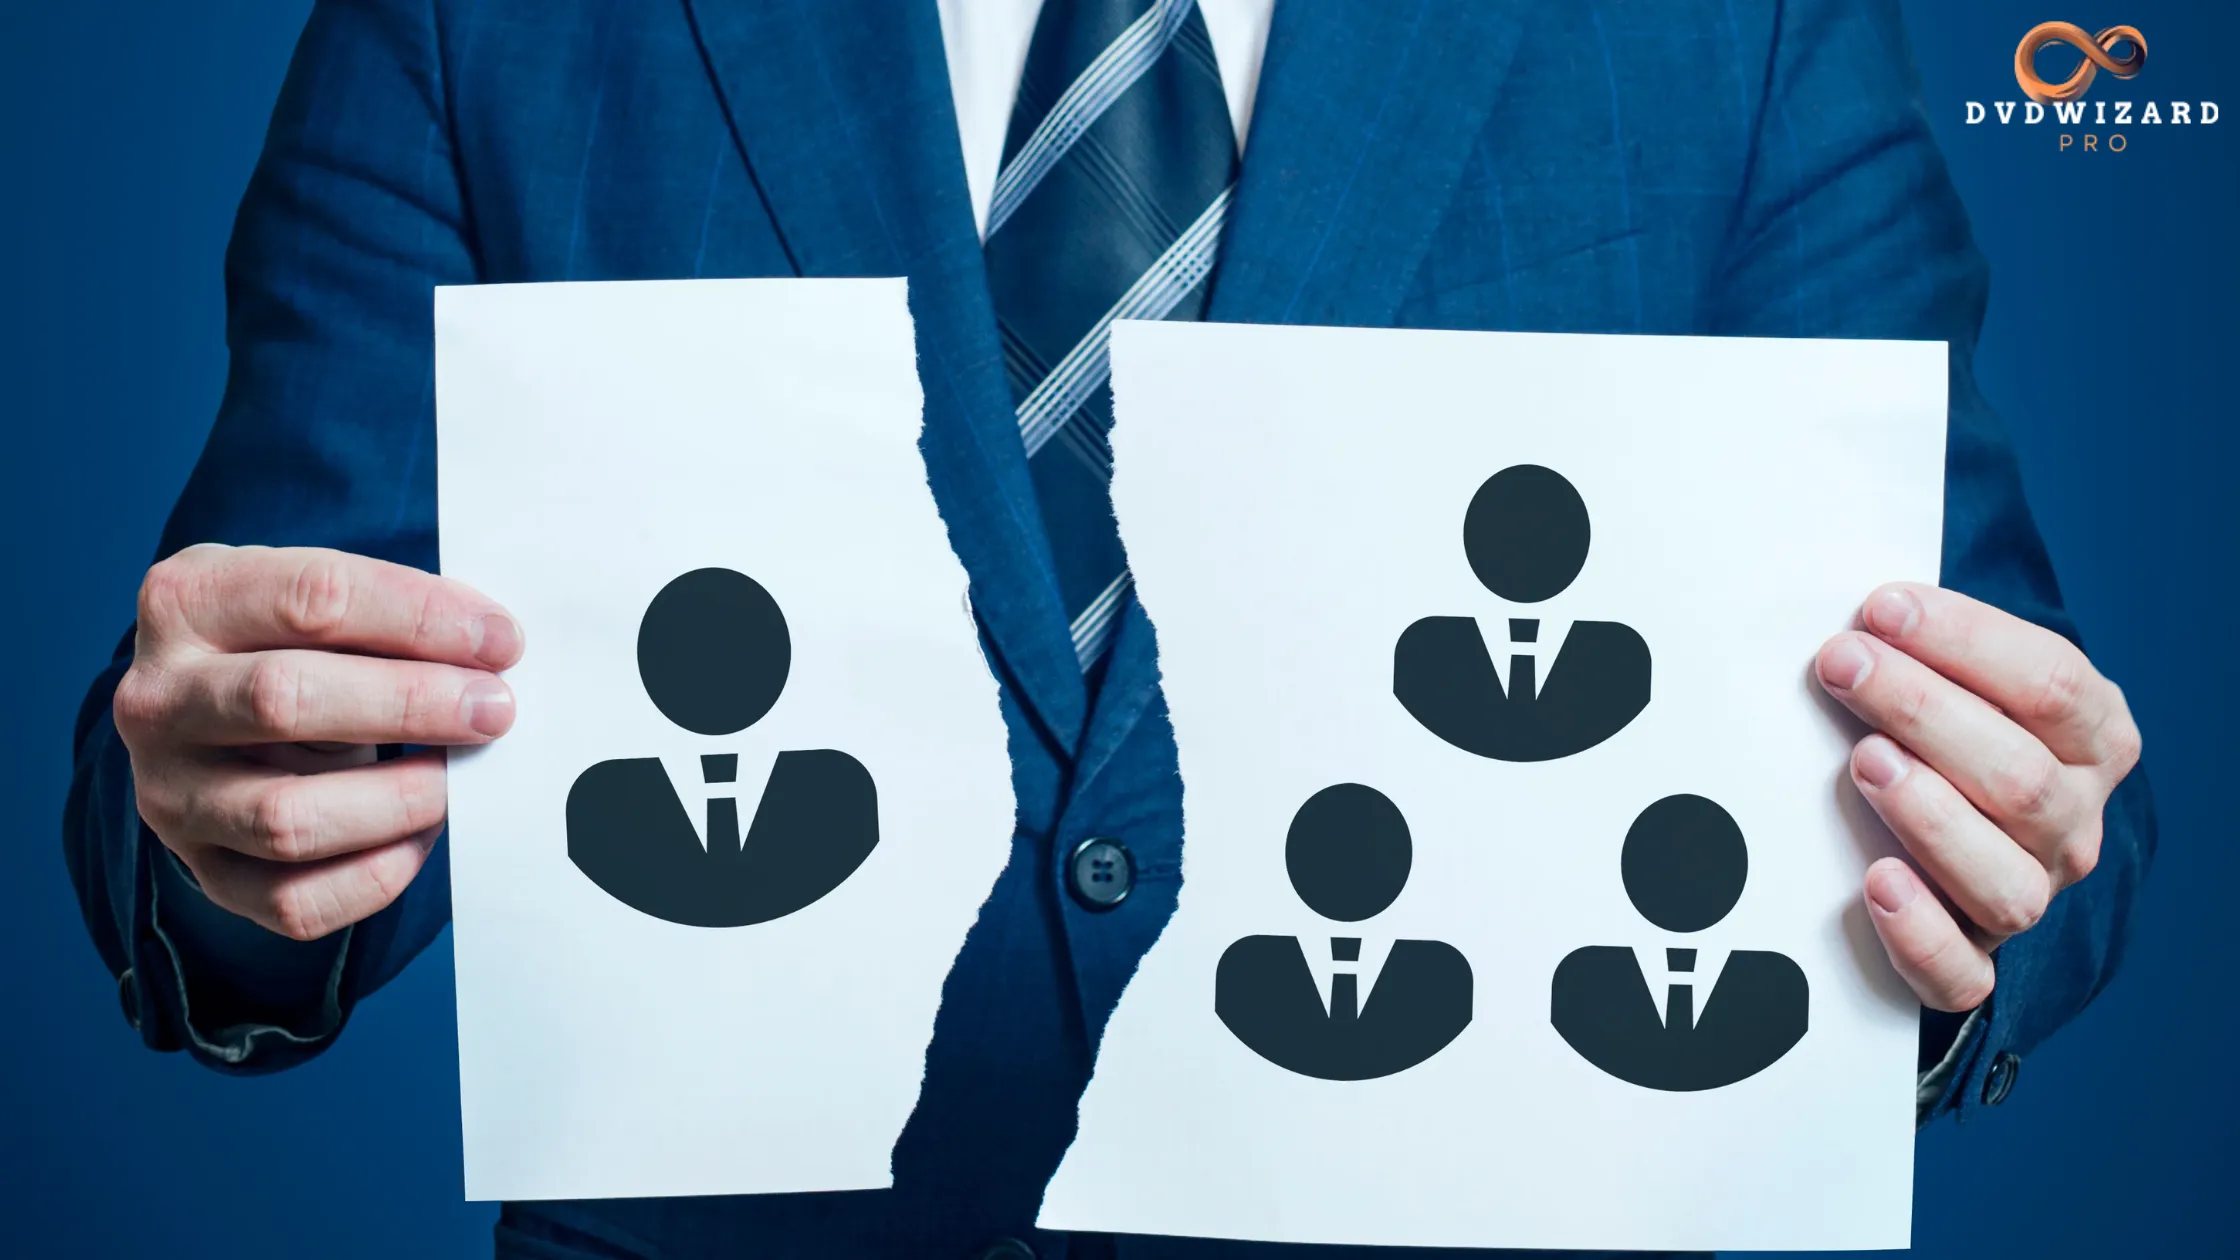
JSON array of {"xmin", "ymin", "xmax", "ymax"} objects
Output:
[{"xmin": 2, "ymin": 2, "xmax": 2231, "ymax": 1255}]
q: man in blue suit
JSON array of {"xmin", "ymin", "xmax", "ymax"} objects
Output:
[{"xmin": 65, "ymin": 2, "xmax": 2154, "ymax": 1257}]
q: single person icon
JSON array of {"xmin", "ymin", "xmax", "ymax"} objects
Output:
[
  {"xmin": 1215, "ymin": 783, "xmax": 1473, "ymax": 1081},
  {"xmin": 1550, "ymin": 794, "xmax": 1808, "ymax": 1091},
  {"xmin": 566, "ymin": 567, "xmax": 878, "ymax": 928},
  {"xmin": 1394, "ymin": 464, "xmax": 1651, "ymax": 761}
]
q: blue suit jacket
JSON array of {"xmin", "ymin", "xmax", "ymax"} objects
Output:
[{"xmin": 65, "ymin": 2, "xmax": 2156, "ymax": 1257}]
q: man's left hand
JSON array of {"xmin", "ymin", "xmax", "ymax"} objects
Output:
[{"xmin": 1815, "ymin": 583, "xmax": 2142, "ymax": 1013}]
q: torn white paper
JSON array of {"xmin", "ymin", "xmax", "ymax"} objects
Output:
[
  {"xmin": 436, "ymin": 279, "xmax": 1013, "ymax": 1203},
  {"xmin": 1039, "ymin": 322, "xmax": 1947, "ymax": 1252}
]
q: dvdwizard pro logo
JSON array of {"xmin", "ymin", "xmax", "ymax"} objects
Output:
[
  {"xmin": 2014, "ymin": 21, "xmax": 2145, "ymax": 102},
  {"xmin": 1967, "ymin": 21, "xmax": 2219, "ymax": 152}
]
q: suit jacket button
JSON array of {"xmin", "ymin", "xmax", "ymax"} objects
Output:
[
  {"xmin": 1982, "ymin": 1051, "xmax": 2021, "ymax": 1105},
  {"xmin": 1068, "ymin": 837, "xmax": 1135, "ymax": 911},
  {"xmin": 977, "ymin": 1238, "xmax": 1036, "ymax": 1260},
  {"xmin": 117, "ymin": 968, "xmax": 142, "ymax": 1032}
]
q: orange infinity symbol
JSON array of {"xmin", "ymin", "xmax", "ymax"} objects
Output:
[{"xmin": 2015, "ymin": 22, "xmax": 2147, "ymax": 103}]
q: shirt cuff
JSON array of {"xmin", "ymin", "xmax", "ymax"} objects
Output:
[
  {"xmin": 1915, "ymin": 1005, "xmax": 1986, "ymax": 1126},
  {"xmin": 139, "ymin": 841, "xmax": 354, "ymax": 1067},
  {"xmin": 114, "ymin": 748, "xmax": 356, "ymax": 1072}
]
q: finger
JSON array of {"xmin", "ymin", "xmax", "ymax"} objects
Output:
[
  {"xmin": 1855, "ymin": 583, "xmax": 2139, "ymax": 773},
  {"xmin": 1851, "ymin": 736, "xmax": 2051, "ymax": 938},
  {"xmin": 145, "ymin": 545, "xmax": 523, "ymax": 668},
  {"xmin": 1818, "ymin": 631, "xmax": 2088, "ymax": 855},
  {"xmin": 187, "ymin": 828, "xmax": 438, "ymax": 942},
  {"xmin": 163, "ymin": 751, "xmax": 449, "ymax": 864},
  {"xmin": 159, "ymin": 649, "xmax": 514, "ymax": 747},
  {"xmin": 1864, "ymin": 857, "xmax": 1996, "ymax": 1013},
  {"xmin": 241, "ymin": 742, "xmax": 380, "ymax": 775}
]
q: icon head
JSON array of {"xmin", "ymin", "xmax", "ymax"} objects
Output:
[
  {"xmin": 637, "ymin": 567, "xmax": 791, "ymax": 736},
  {"xmin": 1621, "ymin": 794, "xmax": 1749, "ymax": 933},
  {"xmin": 1286, "ymin": 783, "xmax": 1412, "ymax": 922},
  {"xmin": 1462, "ymin": 464, "xmax": 1591, "ymax": 603}
]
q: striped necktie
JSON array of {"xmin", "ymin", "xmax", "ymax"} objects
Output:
[{"xmin": 983, "ymin": 0, "xmax": 1239, "ymax": 680}]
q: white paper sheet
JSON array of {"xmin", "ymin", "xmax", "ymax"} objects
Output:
[
  {"xmin": 436, "ymin": 279, "xmax": 1014, "ymax": 1202},
  {"xmin": 1039, "ymin": 322, "xmax": 1947, "ymax": 1252}
]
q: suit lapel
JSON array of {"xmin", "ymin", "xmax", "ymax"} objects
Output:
[
  {"xmin": 1076, "ymin": 0, "xmax": 1533, "ymax": 792},
  {"xmin": 1209, "ymin": 0, "xmax": 1541, "ymax": 329},
  {"xmin": 1211, "ymin": 0, "xmax": 1529, "ymax": 327},
  {"xmin": 682, "ymin": 0, "xmax": 1092, "ymax": 753}
]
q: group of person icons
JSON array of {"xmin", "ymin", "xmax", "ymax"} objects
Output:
[{"xmin": 1215, "ymin": 466, "xmax": 1810, "ymax": 1091}]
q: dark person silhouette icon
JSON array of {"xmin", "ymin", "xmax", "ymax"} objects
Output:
[
  {"xmin": 1551, "ymin": 794, "xmax": 1808, "ymax": 1091},
  {"xmin": 1394, "ymin": 464, "xmax": 1651, "ymax": 761},
  {"xmin": 566, "ymin": 567, "xmax": 878, "ymax": 928},
  {"xmin": 1215, "ymin": 784, "xmax": 1473, "ymax": 1081}
]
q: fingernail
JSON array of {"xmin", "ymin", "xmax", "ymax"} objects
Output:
[
  {"xmin": 1863, "ymin": 587, "xmax": 1922, "ymax": 640},
  {"xmin": 471, "ymin": 613, "xmax": 524, "ymax": 669},
  {"xmin": 1866, "ymin": 862, "xmax": 1920, "ymax": 914},
  {"xmin": 1818, "ymin": 636, "xmax": 1875, "ymax": 691},
  {"xmin": 462, "ymin": 678, "xmax": 515, "ymax": 737},
  {"xmin": 1854, "ymin": 737, "xmax": 1910, "ymax": 789}
]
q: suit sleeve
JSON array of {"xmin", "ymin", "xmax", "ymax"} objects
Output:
[
  {"xmin": 1708, "ymin": 0, "xmax": 2157, "ymax": 1123},
  {"xmin": 62, "ymin": 0, "xmax": 476, "ymax": 1073}
]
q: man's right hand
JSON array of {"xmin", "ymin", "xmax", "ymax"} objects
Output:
[{"xmin": 112, "ymin": 545, "xmax": 523, "ymax": 942}]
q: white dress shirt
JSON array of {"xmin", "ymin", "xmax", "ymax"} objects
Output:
[{"xmin": 937, "ymin": 0, "xmax": 1275, "ymax": 239}]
